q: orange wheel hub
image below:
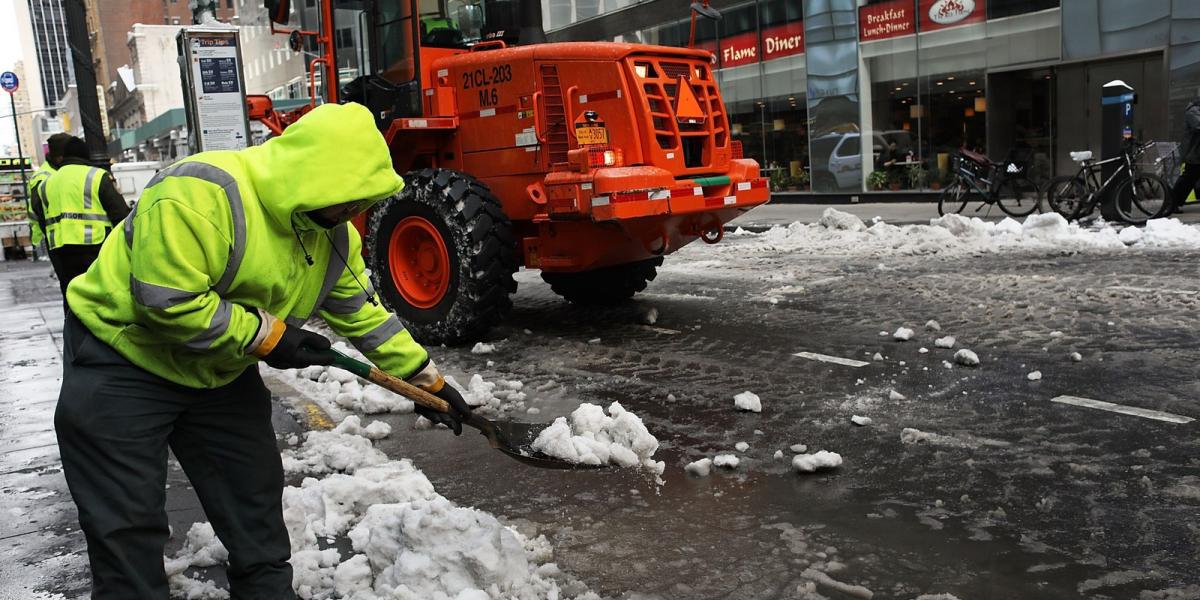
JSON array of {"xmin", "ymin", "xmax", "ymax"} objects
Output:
[{"xmin": 388, "ymin": 216, "xmax": 451, "ymax": 309}]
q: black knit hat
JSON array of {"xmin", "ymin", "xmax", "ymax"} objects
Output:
[{"xmin": 62, "ymin": 136, "xmax": 89, "ymax": 160}]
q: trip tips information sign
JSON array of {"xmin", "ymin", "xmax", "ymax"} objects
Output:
[{"xmin": 186, "ymin": 31, "xmax": 249, "ymax": 151}]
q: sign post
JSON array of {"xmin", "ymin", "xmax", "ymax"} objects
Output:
[
  {"xmin": 0, "ymin": 71, "xmax": 31, "ymax": 209},
  {"xmin": 178, "ymin": 27, "xmax": 251, "ymax": 154}
]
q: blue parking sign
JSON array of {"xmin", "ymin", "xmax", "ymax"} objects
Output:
[{"xmin": 0, "ymin": 71, "xmax": 18, "ymax": 93}]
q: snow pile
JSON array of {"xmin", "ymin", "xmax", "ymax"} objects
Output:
[
  {"xmin": 792, "ymin": 451, "xmax": 843, "ymax": 473},
  {"xmin": 283, "ymin": 343, "xmax": 415, "ymax": 417},
  {"xmin": 850, "ymin": 415, "xmax": 872, "ymax": 426},
  {"xmin": 893, "ymin": 327, "xmax": 914, "ymax": 341},
  {"xmin": 1134, "ymin": 218, "xmax": 1200, "ymax": 247},
  {"xmin": 734, "ymin": 391, "xmax": 762, "ymax": 412},
  {"xmin": 934, "ymin": 336, "xmax": 956, "ymax": 349},
  {"xmin": 165, "ymin": 523, "xmax": 231, "ymax": 599},
  {"xmin": 530, "ymin": 402, "xmax": 665, "ymax": 480},
  {"xmin": 735, "ymin": 208, "xmax": 1200, "ymax": 258},
  {"xmin": 274, "ymin": 415, "xmax": 603, "ymax": 600},
  {"xmin": 1027, "ymin": 370, "xmax": 1043, "ymax": 381},
  {"xmin": 713, "ymin": 454, "xmax": 740, "ymax": 468},
  {"xmin": 888, "ymin": 390, "xmax": 906, "ymax": 401},
  {"xmin": 471, "ymin": 342, "xmax": 498, "ymax": 354},
  {"xmin": 642, "ymin": 307, "xmax": 659, "ymax": 325},
  {"xmin": 953, "ymin": 349, "xmax": 980, "ymax": 366},
  {"xmin": 685, "ymin": 458, "xmax": 713, "ymax": 477},
  {"xmin": 450, "ymin": 374, "xmax": 529, "ymax": 415},
  {"xmin": 735, "ymin": 441, "xmax": 750, "ymax": 452}
]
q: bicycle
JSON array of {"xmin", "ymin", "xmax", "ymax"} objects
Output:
[
  {"xmin": 1044, "ymin": 139, "xmax": 1172, "ymax": 224},
  {"xmin": 938, "ymin": 148, "xmax": 1042, "ymax": 218}
]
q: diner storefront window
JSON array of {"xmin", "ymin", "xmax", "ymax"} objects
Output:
[{"xmin": 607, "ymin": 0, "xmax": 1060, "ymax": 193}]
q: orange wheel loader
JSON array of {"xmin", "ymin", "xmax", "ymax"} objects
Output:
[{"xmin": 250, "ymin": 0, "xmax": 769, "ymax": 344}]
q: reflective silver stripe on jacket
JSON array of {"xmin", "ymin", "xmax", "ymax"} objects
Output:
[
  {"xmin": 310, "ymin": 223, "xmax": 350, "ymax": 317},
  {"xmin": 130, "ymin": 275, "xmax": 201, "ymax": 309},
  {"xmin": 83, "ymin": 225, "xmax": 92, "ymax": 244},
  {"xmin": 184, "ymin": 299, "xmax": 233, "ymax": 350},
  {"xmin": 127, "ymin": 162, "xmax": 247, "ymax": 295},
  {"xmin": 82, "ymin": 167, "xmax": 99, "ymax": 210},
  {"xmin": 321, "ymin": 287, "xmax": 373, "ymax": 314},
  {"xmin": 47, "ymin": 212, "xmax": 112, "ymax": 225},
  {"xmin": 350, "ymin": 315, "xmax": 405, "ymax": 352}
]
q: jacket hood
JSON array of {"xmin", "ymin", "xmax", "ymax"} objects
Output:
[{"xmin": 241, "ymin": 102, "xmax": 403, "ymax": 229}]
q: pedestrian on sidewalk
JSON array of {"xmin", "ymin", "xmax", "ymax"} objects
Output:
[
  {"xmin": 55, "ymin": 102, "xmax": 472, "ymax": 599},
  {"xmin": 1170, "ymin": 97, "xmax": 1200, "ymax": 213},
  {"xmin": 25, "ymin": 133, "xmax": 73, "ymax": 250},
  {"xmin": 31, "ymin": 136, "xmax": 130, "ymax": 294}
]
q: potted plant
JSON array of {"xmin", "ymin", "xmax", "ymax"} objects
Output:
[
  {"xmin": 769, "ymin": 169, "xmax": 789, "ymax": 192},
  {"xmin": 868, "ymin": 170, "xmax": 888, "ymax": 191},
  {"xmin": 793, "ymin": 168, "xmax": 811, "ymax": 191},
  {"xmin": 928, "ymin": 167, "xmax": 942, "ymax": 190},
  {"xmin": 906, "ymin": 164, "xmax": 928, "ymax": 190},
  {"xmin": 887, "ymin": 169, "xmax": 903, "ymax": 191}
]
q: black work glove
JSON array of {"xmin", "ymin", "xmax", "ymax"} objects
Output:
[
  {"xmin": 415, "ymin": 383, "xmax": 473, "ymax": 436},
  {"xmin": 262, "ymin": 325, "xmax": 334, "ymax": 370}
]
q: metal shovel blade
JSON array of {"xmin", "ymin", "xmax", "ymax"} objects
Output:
[{"xmin": 465, "ymin": 414, "xmax": 606, "ymax": 470}]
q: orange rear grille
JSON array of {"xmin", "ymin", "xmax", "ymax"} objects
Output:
[{"xmin": 628, "ymin": 55, "xmax": 728, "ymax": 171}]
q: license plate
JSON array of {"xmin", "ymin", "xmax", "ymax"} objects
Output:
[{"xmin": 574, "ymin": 125, "xmax": 608, "ymax": 145}]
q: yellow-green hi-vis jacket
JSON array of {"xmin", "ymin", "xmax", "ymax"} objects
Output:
[
  {"xmin": 68, "ymin": 102, "xmax": 427, "ymax": 389},
  {"xmin": 27, "ymin": 163, "xmax": 54, "ymax": 245},
  {"xmin": 43, "ymin": 163, "xmax": 112, "ymax": 248}
]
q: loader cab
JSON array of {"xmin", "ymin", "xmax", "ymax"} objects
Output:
[{"xmin": 267, "ymin": 0, "xmax": 530, "ymax": 125}]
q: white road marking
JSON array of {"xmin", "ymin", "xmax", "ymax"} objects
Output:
[
  {"xmin": 1051, "ymin": 395, "xmax": 1194, "ymax": 424},
  {"xmin": 793, "ymin": 352, "xmax": 870, "ymax": 368},
  {"xmin": 640, "ymin": 325, "xmax": 681, "ymax": 335},
  {"xmin": 1104, "ymin": 286, "xmax": 1198, "ymax": 295}
]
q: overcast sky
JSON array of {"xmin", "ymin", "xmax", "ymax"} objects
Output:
[{"xmin": 1, "ymin": 0, "xmax": 24, "ymax": 151}]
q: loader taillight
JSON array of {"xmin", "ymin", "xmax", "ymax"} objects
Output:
[
  {"xmin": 589, "ymin": 147, "xmax": 623, "ymax": 168},
  {"xmin": 567, "ymin": 146, "xmax": 624, "ymax": 172}
]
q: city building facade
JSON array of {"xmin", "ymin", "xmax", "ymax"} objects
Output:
[{"xmin": 548, "ymin": 0, "xmax": 1200, "ymax": 195}]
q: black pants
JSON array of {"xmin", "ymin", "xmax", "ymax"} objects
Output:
[
  {"xmin": 1170, "ymin": 162, "xmax": 1200, "ymax": 211},
  {"xmin": 48, "ymin": 244, "xmax": 102, "ymax": 295},
  {"xmin": 55, "ymin": 314, "xmax": 294, "ymax": 599}
]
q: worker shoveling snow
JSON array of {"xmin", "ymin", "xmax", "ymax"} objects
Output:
[
  {"xmin": 530, "ymin": 402, "xmax": 666, "ymax": 483},
  {"xmin": 169, "ymin": 413, "xmax": 604, "ymax": 600}
]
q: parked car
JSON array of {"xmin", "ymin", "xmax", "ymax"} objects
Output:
[{"xmin": 811, "ymin": 130, "xmax": 914, "ymax": 191}]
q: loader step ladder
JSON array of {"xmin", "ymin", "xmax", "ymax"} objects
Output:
[{"xmin": 539, "ymin": 64, "xmax": 570, "ymax": 165}]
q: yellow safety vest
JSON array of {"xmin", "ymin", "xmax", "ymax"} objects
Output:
[{"xmin": 42, "ymin": 164, "xmax": 111, "ymax": 249}]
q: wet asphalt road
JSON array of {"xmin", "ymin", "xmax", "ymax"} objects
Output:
[
  {"xmin": 4, "ymin": 228, "xmax": 1200, "ymax": 598},
  {"xmin": 372, "ymin": 241, "xmax": 1200, "ymax": 599}
]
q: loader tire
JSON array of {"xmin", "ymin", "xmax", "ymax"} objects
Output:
[
  {"xmin": 366, "ymin": 168, "xmax": 518, "ymax": 345},
  {"xmin": 541, "ymin": 257, "xmax": 664, "ymax": 306}
]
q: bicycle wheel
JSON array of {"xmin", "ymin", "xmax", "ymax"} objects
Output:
[
  {"xmin": 996, "ymin": 177, "xmax": 1041, "ymax": 217},
  {"xmin": 938, "ymin": 180, "xmax": 972, "ymax": 216},
  {"xmin": 1114, "ymin": 173, "xmax": 1171, "ymax": 225},
  {"xmin": 1045, "ymin": 176, "xmax": 1089, "ymax": 220}
]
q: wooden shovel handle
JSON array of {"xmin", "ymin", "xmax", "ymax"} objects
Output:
[{"xmin": 324, "ymin": 349, "xmax": 450, "ymax": 413}]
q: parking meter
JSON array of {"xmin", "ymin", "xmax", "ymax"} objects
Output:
[{"xmin": 1100, "ymin": 80, "xmax": 1135, "ymax": 220}]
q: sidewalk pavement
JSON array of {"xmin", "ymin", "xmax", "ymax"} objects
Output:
[
  {"xmin": 0, "ymin": 261, "xmax": 305, "ymax": 598},
  {"xmin": 728, "ymin": 201, "xmax": 1200, "ymax": 230}
]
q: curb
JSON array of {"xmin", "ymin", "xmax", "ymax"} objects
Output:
[{"xmin": 262, "ymin": 372, "xmax": 337, "ymax": 431}]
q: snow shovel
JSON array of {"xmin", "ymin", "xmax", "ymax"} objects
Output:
[{"xmin": 323, "ymin": 348, "xmax": 601, "ymax": 470}]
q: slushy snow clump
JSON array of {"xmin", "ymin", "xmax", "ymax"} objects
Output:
[{"xmin": 530, "ymin": 402, "xmax": 665, "ymax": 480}]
